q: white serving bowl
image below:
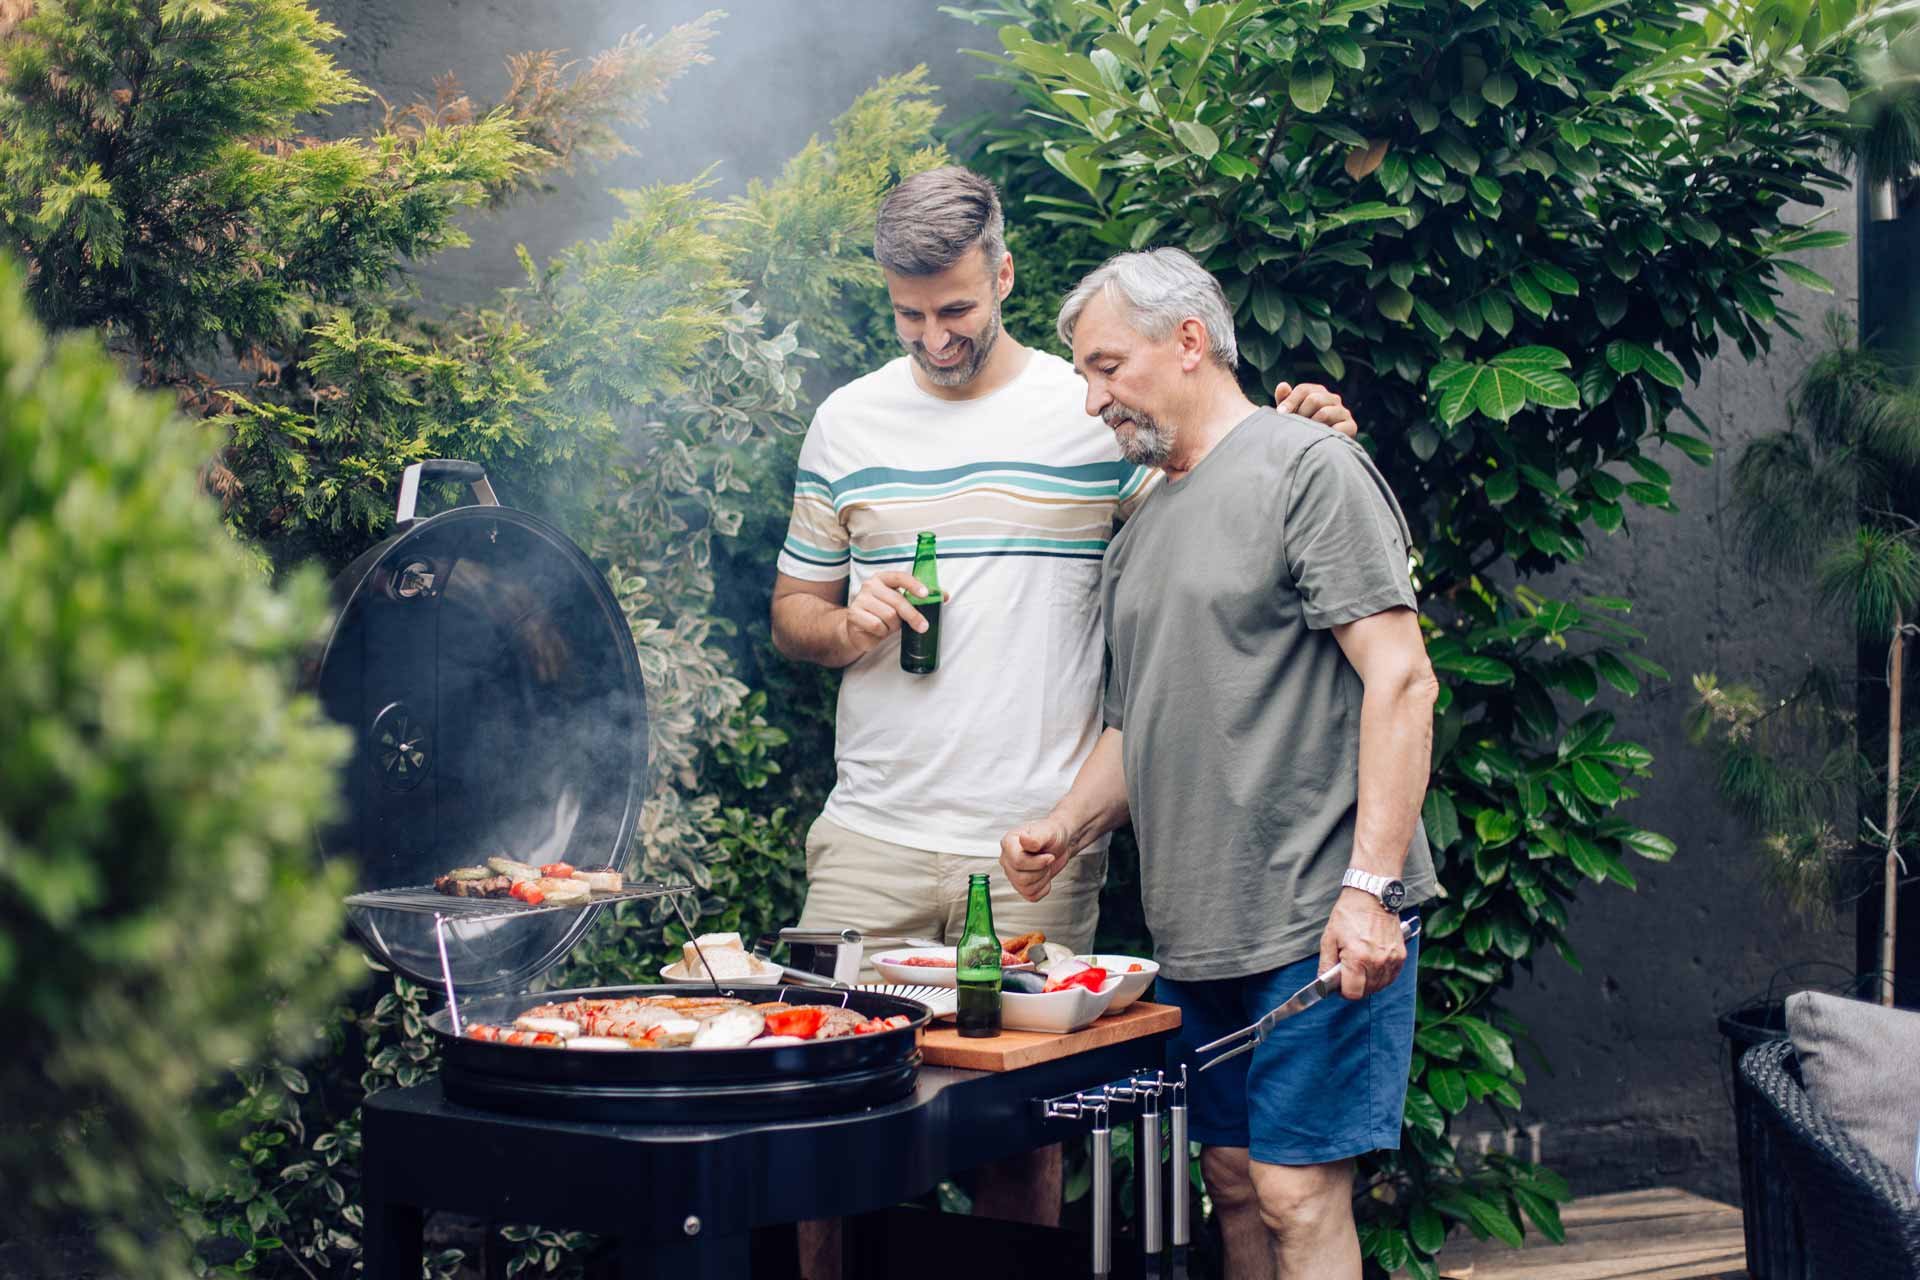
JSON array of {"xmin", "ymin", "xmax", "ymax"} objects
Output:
[
  {"xmin": 1000, "ymin": 972, "xmax": 1124, "ymax": 1033},
  {"xmin": 658, "ymin": 958, "xmax": 782, "ymax": 986},
  {"xmin": 871, "ymin": 946, "xmax": 1035, "ymax": 989},
  {"xmin": 1075, "ymin": 954, "xmax": 1160, "ymax": 1012}
]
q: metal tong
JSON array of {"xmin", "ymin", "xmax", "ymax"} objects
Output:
[{"xmin": 1193, "ymin": 916, "xmax": 1422, "ymax": 1073}]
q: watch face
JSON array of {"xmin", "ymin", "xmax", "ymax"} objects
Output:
[{"xmin": 1382, "ymin": 880, "xmax": 1406, "ymax": 911}]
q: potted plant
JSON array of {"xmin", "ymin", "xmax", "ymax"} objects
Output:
[{"xmin": 1691, "ymin": 318, "xmax": 1920, "ymax": 1004}]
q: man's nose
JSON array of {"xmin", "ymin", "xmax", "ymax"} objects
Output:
[
  {"xmin": 1085, "ymin": 383, "xmax": 1110, "ymax": 418},
  {"xmin": 925, "ymin": 325, "xmax": 953, "ymax": 354}
]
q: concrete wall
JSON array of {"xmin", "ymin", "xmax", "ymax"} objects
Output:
[
  {"xmin": 312, "ymin": 0, "xmax": 1860, "ymax": 1201},
  {"xmin": 1466, "ymin": 196, "xmax": 1860, "ymax": 1201}
]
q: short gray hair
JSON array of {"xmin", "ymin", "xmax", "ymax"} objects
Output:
[
  {"xmin": 874, "ymin": 166, "xmax": 1007, "ymax": 276},
  {"xmin": 1056, "ymin": 248, "xmax": 1238, "ymax": 371}
]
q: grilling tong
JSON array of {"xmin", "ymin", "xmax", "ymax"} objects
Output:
[{"xmin": 1193, "ymin": 916, "xmax": 1422, "ymax": 1073}]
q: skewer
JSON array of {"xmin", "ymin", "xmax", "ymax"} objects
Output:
[
  {"xmin": 1170, "ymin": 1067, "xmax": 1190, "ymax": 1280},
  {"xmin": 434, "ymin": 913, "xmax": 463, "ymax": 1037},
  {"xmin": 1139, "ymin": 1076, "xmax": 1163, "ymax": 1261},
  {"xmin": 1091, "ymin": 1101, "xmax": 1112, "ymax": 1280}
]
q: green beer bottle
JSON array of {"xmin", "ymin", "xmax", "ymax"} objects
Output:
[
  {"xmin": 899, "ymin": 531, "xmax": 944, "ymax": 675},
  {"xmin": 955, "ymin": 872, "xmax": 1002, "ymax": 1038}
]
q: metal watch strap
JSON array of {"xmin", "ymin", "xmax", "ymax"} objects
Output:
[{"xmin": 1342, "ymin": 867, "xmax": 1395, "ymax": 907}]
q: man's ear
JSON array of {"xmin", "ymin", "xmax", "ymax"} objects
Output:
[
  {"xmin": 997, "ymin": 251, "xmax": 1015, "ymax": 302},
  {"xmin": 1178, "ymin": 317, "xmax": 1209, "ymax": 372}
]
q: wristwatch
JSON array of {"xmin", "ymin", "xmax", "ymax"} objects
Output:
[{"xmin": 1341, "ymin": 868, "xmax": 1406, "ymax": 912}]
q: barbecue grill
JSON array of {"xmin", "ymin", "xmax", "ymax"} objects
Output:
[{"xmin": 313, "ymin": 460, "xmax": 928, "ymax": 1119}]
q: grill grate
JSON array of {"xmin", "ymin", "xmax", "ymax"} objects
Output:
[{"xmin": 345, "ymin": 881, "xmax": 691, "ymax": 922}]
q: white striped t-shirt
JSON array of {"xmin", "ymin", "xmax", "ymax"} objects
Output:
[{"xmin": 778, "ymin": 351, "xmax": 1152, "ymax": 856}]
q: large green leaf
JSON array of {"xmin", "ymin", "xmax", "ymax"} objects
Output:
[
  {"xmin": 1170, "ymin": 119, "xmax": 1220, "ymax": 160},
  {"xmin": 1569, "ymin": 757, "xmax": 1622, "ymax": 805},
  {"xmin": 1291, "ymin": 63, "xmax": 1335, "ymax": 113}
]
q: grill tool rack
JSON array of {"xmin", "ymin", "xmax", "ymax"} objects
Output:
[
  {"xmin": 344, "ymin": 880, "xmax": 701, "ymax": 1035},
  {"xmin": 1041, "ymin": 1067, "xmax": 1193, "ymax": 1279}
]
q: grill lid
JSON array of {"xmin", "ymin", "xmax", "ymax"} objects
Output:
[{"xmin": 313, "ymin": 460, "xmax": 648, "ymax": 992}]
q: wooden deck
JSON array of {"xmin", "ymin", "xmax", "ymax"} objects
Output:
[{"xmin": 1438, "ymin": 1187, "xmax": 1747, "ymax": 1280}]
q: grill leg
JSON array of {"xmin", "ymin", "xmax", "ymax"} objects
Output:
[
  {"xmin": 361, "ymin": 1198, "xmax": 424, "ymax": 1280},
  {"xmin": 619, "ymin": 1229, "xmax": 750, "ymax": 1280}
]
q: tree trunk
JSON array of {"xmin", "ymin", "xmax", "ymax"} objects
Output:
[{"xmin": 1885, "ymin": 606, "xmax": 1904, "ymax": 1007}]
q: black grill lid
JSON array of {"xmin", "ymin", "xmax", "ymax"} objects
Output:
[{"xmin": 313, "ymin": 461, "xmax": 648, "ymax": 992}]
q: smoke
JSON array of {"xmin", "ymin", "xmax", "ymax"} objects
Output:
[{"xmin": 310, "ymin": 0, "xmax": 1019, "ymax": 309}]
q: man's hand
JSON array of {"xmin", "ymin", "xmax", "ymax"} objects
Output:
[
  {"xmin": 1275, "ymin": 381, "xmax": 1358, "ymax": 440},
  {"xmin": 999, "ymin": 815, "xmax": 1075, "ymax": 902},
  {"xmin": 1318, "ymin": 888, "xmax": 1406, "ymax": 999},
  {"xmin": 842, "ymin": 570, "xmax": 944, "ymax": 659}
]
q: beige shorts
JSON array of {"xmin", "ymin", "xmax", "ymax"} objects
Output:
[{"xmin": 796, "ymin": 815, "xmax": 1106, "ymax": 979}]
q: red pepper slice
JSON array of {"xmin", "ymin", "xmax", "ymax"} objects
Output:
[
  {"xmin": 510, "ymin": 882, "xmax": 545, "ymax": 906},
  {"xmin": 1060, "ymin": 966, "xmax": 1108, "ymax": 994},
  {"xmin": 540, "ymin": 862, "xmax": 575, "ymax": 878},
  {"xmin": 762, "ymin": 1006, "xmax": 828, "ymax": 1039}
]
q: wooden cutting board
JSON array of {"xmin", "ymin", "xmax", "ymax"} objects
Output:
[{"xmin": 919, "ymin": 1001, "xmax": 1180, "ymax": 1072}]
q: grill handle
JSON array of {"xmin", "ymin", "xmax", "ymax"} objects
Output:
[{"xmin": 396, "ymin": 459, "xmax": 499, "ymax": 525}]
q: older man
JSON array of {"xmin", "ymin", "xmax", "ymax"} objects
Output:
[{"xmin": 1000, "ymin": 247, "xmax": 1439, "ymax": 1280}]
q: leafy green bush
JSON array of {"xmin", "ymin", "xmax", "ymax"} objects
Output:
[
  {"xmin": 0, "ymin": 253, "xmax": 357, "ymax": 1279},
  {"xmin": 944, "ymin": 0, "xmax": 1893, "ymax": 1272}
]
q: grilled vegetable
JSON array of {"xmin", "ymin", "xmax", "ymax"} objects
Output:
[
  {"xmin": 573, "ymin": 867, "xmax": 623, "ymax": 893},
  {"xmin": 761, "ymin": 1005, "xmax": 827, "ymax": 1039},
  {"xmin": 449, "ymin": 866, "xmax": 493, "ymax": 881},
  {"xmin": 540, "ymin": 862, "xmax": 575, "ymax": 878},
  {"xmin": 533, "ymin": 876, "xmax": 591, "ymax": 905},
  {"xmin": 509, "ymin": 882, "xmax": 545, "ymax": 906},
  {"xmin": 486, "ymin": 856, "xmax": 541, "ymax": 883}
]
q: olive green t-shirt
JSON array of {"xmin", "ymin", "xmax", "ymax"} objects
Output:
[{"xmin": 1100, "ymin": 408, "xmax": 1437, "ymax": 981}]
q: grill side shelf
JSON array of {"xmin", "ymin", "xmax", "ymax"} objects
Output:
[{"xmin": 344, "ymin": 881, "xmax": 694, "ymax": 921}]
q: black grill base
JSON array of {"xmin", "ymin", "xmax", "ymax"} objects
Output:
[{"xmin": 442, "ymin": 1052, "xmax": 923, "ymax": 1124}]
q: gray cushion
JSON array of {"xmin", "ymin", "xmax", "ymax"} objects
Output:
[{"xmin": 1786, "ymin": 990, "xmax": 1920, "ymax": 1181}]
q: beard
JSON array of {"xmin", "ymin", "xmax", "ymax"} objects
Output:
[
  {"xmin": 1103, "ymin": 402, "xmax": 1175, "ymax": 467},
  {"xmin": 909, "ymin": 302, "xmax": 1003, "ymax": 388}
]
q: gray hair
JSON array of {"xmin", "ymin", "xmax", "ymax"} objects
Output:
[
  {"xmin": 873, "ymin": 166, "xmax": 1007, "ymax": 276},
  {"xmin": 1056, "ymin": 248, "xmax": 1238, "ymax": 371}
]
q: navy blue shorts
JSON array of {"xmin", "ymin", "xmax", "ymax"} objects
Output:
[{"xmin": 1158, "ymin": 922, "xmax": 1419, "ymax": 1166}]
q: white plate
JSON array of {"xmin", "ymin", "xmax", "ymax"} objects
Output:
[
  {"xmin": 658, "ymin": 958, "xmax": 782, "ymax": 986},
  {"xmin": 1076, "ymin": 954, "xmax": 1159, "ymax": 1012},
  {"xmin": 856, "ymin": 983, "xmax": 957, "ymax": 1020},
  {"xmin": 871, "ymin": 946, "xmax": 1036, "ymax": 989},
  {"xmin": 1001, "ymin": 973, "xmax": 1124, "ymax": 1033}
]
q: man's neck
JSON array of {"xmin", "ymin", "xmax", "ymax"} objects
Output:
[
  {"xmin": 911, "ymin": 335, "xmax": 1032, "ymax": 402},
  {"xmin": 1162, "ymin": 379, "xmax": 1259, "ymax": 482}
]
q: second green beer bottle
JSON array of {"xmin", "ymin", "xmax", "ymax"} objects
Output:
[
  {"xmin": 955, "ymin": 872, "xmax": 1002, "ymax": 1038},
  {"xmin": 900, "ymin": 530, "xmax": 944, "ymax": 675}
]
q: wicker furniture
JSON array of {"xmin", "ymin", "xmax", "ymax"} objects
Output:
[{"xmin": 1740, "ymin": 1038, "xmax": 1920, "ymax": 1277}]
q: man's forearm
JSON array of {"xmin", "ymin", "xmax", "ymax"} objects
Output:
[
  {"xmin": 771, "ymin": 593, "xmax": 860, "ymax": 668},
  {"xmin": 1051, "ymin": 727, "xmax": 1131, "ymax": 852},
  {"xmin": 1350, "ymin": 668, "xmax": 1437, "ymax": 878}
]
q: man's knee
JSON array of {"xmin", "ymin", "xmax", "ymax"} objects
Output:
[
  {"xmin": 1247, "ymin": 1159, "xmax": 1353, "ymax": 1242},
  {"xmin": 1199, "ymin": 1145, "xmax": 1257, "ymax": 1211}
]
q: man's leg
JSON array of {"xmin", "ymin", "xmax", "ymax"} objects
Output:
[
  {"xmin": 1199, "ymin": 1145, "xmax": 1275, "ymax": 1280},
  {"xmin": 1248, "ymin": 1157, "xmax": 1360, "ymax": 1280}
]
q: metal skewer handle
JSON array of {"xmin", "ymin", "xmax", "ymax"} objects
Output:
[
  {"xmin": 1140, "ymin": 1078, "xmax": 1163, "ymax": 1257},
  {"xmin": 1091, "ymin": 1102, "xmax": 1112, "ymax": 1280},
  {"xmin": 1171, "ymin": 1068, "xmax": 1190, "ymax": 1250}
]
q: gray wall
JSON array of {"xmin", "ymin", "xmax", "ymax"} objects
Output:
[
  {"xmin": 314, "ymin": 0, "xmax": 1859, "ymax": 1201},
  {"xmin": 1470, "ymin": 200, "xmax": 1859, "ymax": 1201}
]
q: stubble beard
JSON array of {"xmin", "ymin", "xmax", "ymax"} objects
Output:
[
  {"xmin": 910, "ymin": 301, "xmax": 1003, "ymax": 388},
  {"xmin": 1103, "ymin": 403, "xmax": 1175, "ymax": 467}
]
